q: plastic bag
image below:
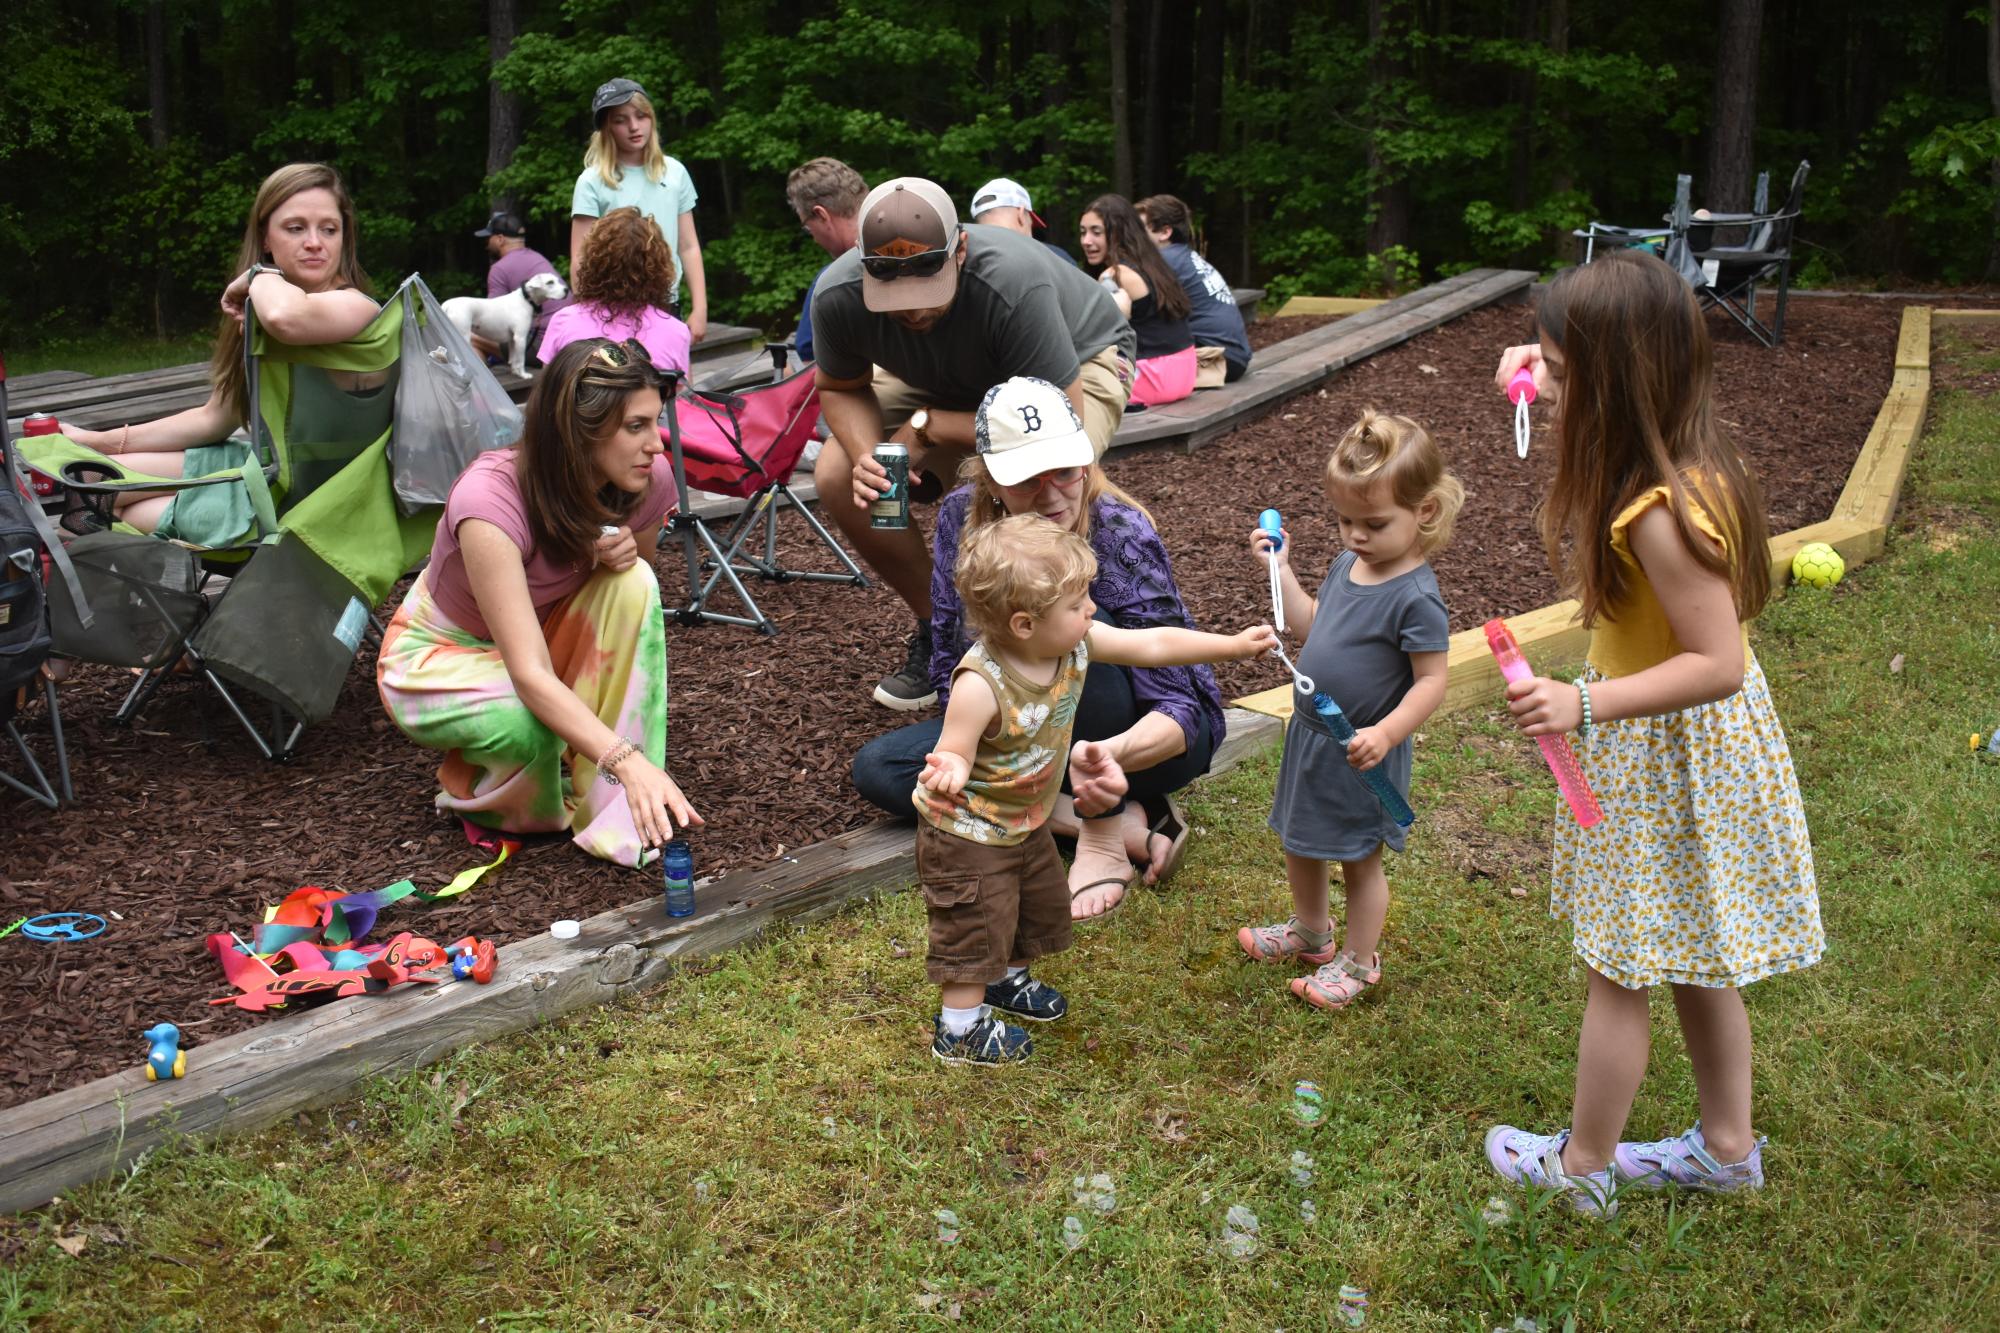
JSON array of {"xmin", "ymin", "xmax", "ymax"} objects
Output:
[{"xmin": 391, "ymin": 277, "xmax": 523, "ymax": 516}]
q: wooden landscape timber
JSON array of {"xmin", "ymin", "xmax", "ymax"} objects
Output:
[
  {"xmin": 1274, "ymin": 296, "xmax": 1388, "ymax": 317},
  {"xmin": 0, "ymin": 299, "xmax": 1931, "ymax": 1217}
]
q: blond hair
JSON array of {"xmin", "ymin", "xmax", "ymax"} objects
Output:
[
  {"xmin": 953, "ymin": 456, "xmax": 1151, "ymax": 544},
  {"xmin": 1325, "ymin": 408, "xmax": 1465, "ymax": 554},
  {"xmin": 955, "ymin": 514, "xmax": 1098, "ymax": 646},
  {"xmin": 585, "ymin": 91, "xmax": 667, "ymax": 188}
]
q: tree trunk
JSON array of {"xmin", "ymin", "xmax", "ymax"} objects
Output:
[
  {"xmin": 1140, "ymin": 0, "xmax": 1165, "ymax": 193},
  {"xmin": 486, "ymin": 0, "xmax": 522, "ymax": 214},
  {"xmin": 1546, "ymin": 0, "xmax": 1575, "ymax": 263},
  {"xmin": 146, "ymin": 0, "xmax": 170, "ymax": 336},
  {"xmin": 1366, "ymin": 0, "xmax": 1413, "ymax": 282},
  {"xmin": 1110, "ymin": 0, "xmax": 1135, "ymax": 198},
  {"xmin": 1191, "ymin": 0, "xmax": 1225, "ymax": 173},
  {"xmin": 1988, "ymin": 0, "xmax": 2000, "ymax": 279},
  {"xmin": 1706, "ymin": 0, "xmax": 1765, "ymax": 213},
  {"xmin": 1239, "ymin": 0, "xmax": 1261, "ymax": 281},
  {"xmin": 1508, "ymin": 0, "xmax": 1539, "ymax": 216}
]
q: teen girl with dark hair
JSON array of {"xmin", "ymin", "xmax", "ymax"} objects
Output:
[{"xmin": 1079, "ymin": 193, "xmax": 1197, "ymax": 407}]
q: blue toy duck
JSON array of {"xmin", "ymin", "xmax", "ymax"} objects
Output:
[{"xmin": 143, "ymin": 1022, "xmax": 185, "ymax": 1081}]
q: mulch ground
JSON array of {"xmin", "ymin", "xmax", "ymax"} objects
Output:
[{"xmin": 0, "ymin": 295, "xmax": 1962, "ymax": 1109}]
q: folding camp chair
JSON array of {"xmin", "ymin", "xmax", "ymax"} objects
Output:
[
  {"xmin": 662, "ymin": 343, "xmax": 867, "ymax": 636},
  {"xmin": 0, "ymin": 368, "xmax": 73, "ymax": 807},
  {"xmin": 21, "ymin": 278, "xmax": 444, "ymax": 759},
  {"xmin": 1672, "ymin": 160, "xmax": 1809, "ymax": 347}
]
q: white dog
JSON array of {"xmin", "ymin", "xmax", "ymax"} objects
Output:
[{"xmin": 442, "ymin": 271, "xmax": 569, "ymax": 379}]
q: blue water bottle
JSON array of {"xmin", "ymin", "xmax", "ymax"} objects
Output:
[{"xmin": 662, "ymin": 839, "xmax": 695, "ymax": 918}]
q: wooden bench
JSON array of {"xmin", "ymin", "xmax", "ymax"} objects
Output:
[
  {"xmin": 1112, "ymin": 268, "xmax": 1535, "ymax": 453},
  {"xmin": 8, "ymin": 324, "xmax": 764, "ymax": 433}
]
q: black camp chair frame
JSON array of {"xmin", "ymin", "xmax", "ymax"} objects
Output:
[
  {"xmin": 0, "ymin": 372, "xmax": 74, "ymax": 807},
  {"xmin": 47, "ymin": 298, "xmax": 384, "ymax": 762},
  {"xmin": 661, "ymin": 344, "xmax": 869, "ymax": 637}
]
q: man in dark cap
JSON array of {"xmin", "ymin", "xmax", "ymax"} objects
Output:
[{"xmin": 471, "ymin": 210, "xmax": 568, "ymax": 366}]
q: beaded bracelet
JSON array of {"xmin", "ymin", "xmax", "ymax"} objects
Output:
[
  {"xmin": 1573, "ymin": 679, "xmax": 1594, "ymax": 736},
  {"xmin": 598, "ymin": 738, "xmax": 638, "ymax": 784}
]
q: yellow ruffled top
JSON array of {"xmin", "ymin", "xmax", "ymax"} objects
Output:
[{"xmin": 1587, "ymin": 483, "xmax": 1753, "ymax": 678}]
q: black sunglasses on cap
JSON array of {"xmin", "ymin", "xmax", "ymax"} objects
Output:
[{"xmin": 861, "ymin": 229, "xmax": 962, "ymax": 281}]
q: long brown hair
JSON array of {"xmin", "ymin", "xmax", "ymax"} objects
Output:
[
  {"xmin": 1083, "ymin": 193, "xmax": 1190, "ymax": 321},
  {"xmin": 210, "ymin": 163, "xmax": 371, "ymax": 425},
  {"xmin": 1535, "ymin": 249, "xmax": 1771, "ymax": 627},
  {"xmin": 515, "ymin": 338, "xmax": 665, "ymax": 567},
  {"xmin": 575, "ymin": 207, "xmax": 677, "ymax": 322}
]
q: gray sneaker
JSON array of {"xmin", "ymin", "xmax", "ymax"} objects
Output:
[{"xmin": 873, "ymin": 623, "xmax": 937, "ymax": 711}]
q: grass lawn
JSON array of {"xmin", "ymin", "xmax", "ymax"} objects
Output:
[
  {"xmin": 8, "ymin": 333, "xmax": 216, "ymax": 382},
  {"xmin": 3, "ymin": 347, "xmax": 1996, "ymax": 1331}
]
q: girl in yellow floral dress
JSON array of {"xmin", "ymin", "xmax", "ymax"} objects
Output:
[{"xmin": 1480, "ymin": 250, "xmax": 1823, "ymax": 1216}]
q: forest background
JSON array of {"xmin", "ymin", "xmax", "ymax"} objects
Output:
[{"xmin": 4, "ymin": 0, "xmax": 1999, "ymax": 349}]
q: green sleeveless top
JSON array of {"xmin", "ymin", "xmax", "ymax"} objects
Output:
[{"xmin": 912, "ymin": 639, "xmax": 1089, "ymax": 846}]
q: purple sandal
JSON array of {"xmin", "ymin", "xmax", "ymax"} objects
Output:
[
  {"xmin": 1484, "ymin": 1125, "xmax": 1619, "ymax": 1217},
  {"xmin": 1613, "ymin": 1123, "xmax": 1766, "ymax": 1193}
]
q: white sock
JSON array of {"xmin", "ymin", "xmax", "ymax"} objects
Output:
[
  {"xmin": 1004, "ymin": 965, "xmax": 1027, "ymax": 981},
  {"xmin": 940, "ymin": 1003, "xmax": 984, "ymax": 1036}
]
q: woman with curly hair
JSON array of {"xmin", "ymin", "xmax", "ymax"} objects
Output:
[{"xmin": 537, "ymin": 206, "xmax": 692, "ymax": 374}]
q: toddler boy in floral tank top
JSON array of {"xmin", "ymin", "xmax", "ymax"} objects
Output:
[{"xmin": 913, "ymin": 378, "xmax": 1277, "ymax": 1066}]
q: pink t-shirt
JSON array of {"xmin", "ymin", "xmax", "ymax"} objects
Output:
[
  {"xmin": 537, "ymin": 302, "xmax": 692, "ymax": 375},
  {"xmin": 427, "ymin": 449, "xmax": 678, "ymax": 640}
]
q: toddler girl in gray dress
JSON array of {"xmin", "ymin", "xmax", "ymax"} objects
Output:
[{"xmin": 1238, "ymin": 410, "xmax": 1462, "ymax": 1009}]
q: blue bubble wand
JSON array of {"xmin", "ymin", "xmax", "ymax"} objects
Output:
[{"xmin": 1260, "ymin": 508, "xmax": 1414, "ymax": 830}]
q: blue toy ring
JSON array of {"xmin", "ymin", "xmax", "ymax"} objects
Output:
[{"xmin": 22, "ymin": 912, "xmax": 107, "ymax": 942}]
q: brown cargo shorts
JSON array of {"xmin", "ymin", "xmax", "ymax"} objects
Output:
[{"xmin": 916, "ymin": 822, "xmax": 1074, "ymax": 984}]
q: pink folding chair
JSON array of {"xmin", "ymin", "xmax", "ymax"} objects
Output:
[{"xmin": 661, "ymin": 355, "xmax": 868, "ymax": 635}]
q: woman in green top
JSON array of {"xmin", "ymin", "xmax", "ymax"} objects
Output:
[
  {"xmin": 569, "ymin": 78, "xmax": 709, "ymax": 346},
  {"xmin": 59, "ymin": 162, "xmax": 381, "ymax": 535}
]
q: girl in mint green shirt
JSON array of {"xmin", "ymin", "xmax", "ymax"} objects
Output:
[{"xmin": 569, "ymin": 79, "xmax": 708, "ymax": 344}]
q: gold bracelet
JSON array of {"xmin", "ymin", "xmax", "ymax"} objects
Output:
[{"xmin": 117, "ymin": 424, "xmax": 130, "ymax": 455}]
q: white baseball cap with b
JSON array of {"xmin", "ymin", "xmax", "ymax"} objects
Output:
[{"xmin": 975, "ymin": 377, "xmax": 1094, "ymax": 488}]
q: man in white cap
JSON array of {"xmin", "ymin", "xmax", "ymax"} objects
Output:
[
  {"xmin": 969, "ymin": 177, "xmax": 1078, "ymax": 268},
  {"xmin": 810, "ymin": 176, "xmax": 1135, "ymax": 711}
]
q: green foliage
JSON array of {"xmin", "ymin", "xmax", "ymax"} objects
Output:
[{"xmin": 4, "ymin": 0, "xmax": 1999, "ymax": 348}]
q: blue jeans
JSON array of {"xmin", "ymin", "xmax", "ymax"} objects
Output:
[{"xmin": 851, "ymin": 656, "xmax": 1215, "ymax": 822}]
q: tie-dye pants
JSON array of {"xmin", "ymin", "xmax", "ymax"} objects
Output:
[{"xmin": 376, "ymin": 562, "xmax": 668, "ymax": 867}]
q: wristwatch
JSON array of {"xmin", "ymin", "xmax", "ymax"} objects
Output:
[{"xmin": 908, "ymin": 409, "xmax": 932, "ymax": 450}]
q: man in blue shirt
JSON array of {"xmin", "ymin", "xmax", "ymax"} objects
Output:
[{"xmin": 787, "ymin": 158, "xmax": 869, "ymax": 362}]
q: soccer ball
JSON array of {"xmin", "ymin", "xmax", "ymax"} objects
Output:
[{"xmin": 1791, "ymin": 542, "xmax": 1845, "ymax": 589}]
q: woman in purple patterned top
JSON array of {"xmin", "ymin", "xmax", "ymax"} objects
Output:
[{"xmin": 852, "ymin": 457, "xmax": 1226, "ymax": 920}]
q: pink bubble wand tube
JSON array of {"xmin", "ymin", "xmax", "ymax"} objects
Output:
[{"xmin": 1483, "ymin": 618, "xmax": 1604, "ymax": 828}]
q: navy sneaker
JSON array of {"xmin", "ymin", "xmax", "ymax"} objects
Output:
[
  {"xmin": 931, "ymin": 1012, "xmax": 1034, "ymax": 1066},
  {"xmin": 984, "ymin": 972, "xmax": 1069, "ymax": 1022}
]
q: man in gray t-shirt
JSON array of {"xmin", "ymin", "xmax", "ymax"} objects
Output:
[{"xmin": 810, "ymin": 176, "xmax": 1135, "ymax": 710}]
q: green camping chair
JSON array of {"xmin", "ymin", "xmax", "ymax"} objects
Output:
[{"xmin": 23, "ymin": 277, "xmax": 444, "ymax": 760}]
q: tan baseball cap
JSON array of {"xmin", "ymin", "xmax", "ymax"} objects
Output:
[{"xmin": 858, "ymin": 177, "xmax": 962, "ymax": 313}]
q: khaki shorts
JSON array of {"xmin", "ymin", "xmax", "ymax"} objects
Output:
[
  {"xmin": 873, "ymin": 343, "xmax": 1132, "ymax": 462},
  {"xmin": 916, "ymin": 822, "xmax": 1074, "ymax": 984}
]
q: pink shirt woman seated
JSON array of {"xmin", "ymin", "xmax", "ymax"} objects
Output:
[
  {"xmin": 539, "ymin": 206, "xmax": 692, "ymax": 376},
  {"xmin": 376, "ymin": 338, "xmax": 700, "ymax": 866}
]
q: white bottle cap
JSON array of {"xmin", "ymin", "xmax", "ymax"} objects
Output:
[{"xmin": 550, "ymin": 919, "xmax": 581, "ymax": 940}]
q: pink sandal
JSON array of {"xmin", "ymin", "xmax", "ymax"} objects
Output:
[
  {"xmin": 1236, "ymin": 918, "xmax": 1338, "ymax": 966},
  {"xmin": 1290, "ymin": 950, "xmax": 1381, "ymax": 1010}
]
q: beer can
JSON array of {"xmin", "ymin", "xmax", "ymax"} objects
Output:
[
  {"xmin": 870, "ymin": 444, "xmax": 909, "ymax": 530},
  {"xmin": 19, "ymin": 415, "xmax": 60, "ymax": 497}
]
